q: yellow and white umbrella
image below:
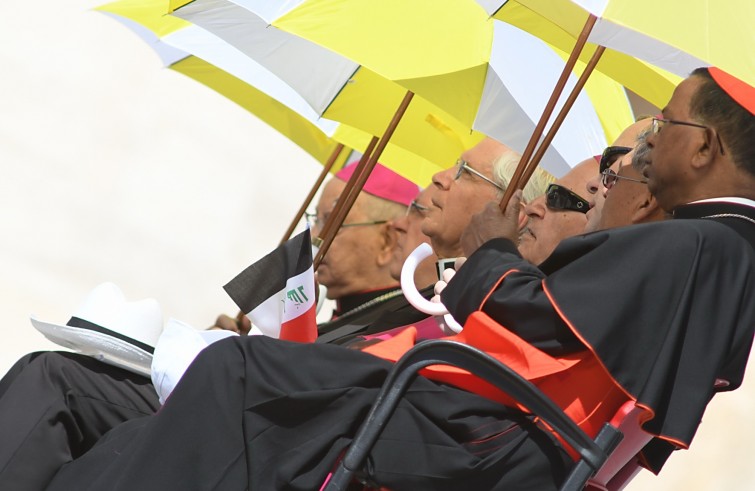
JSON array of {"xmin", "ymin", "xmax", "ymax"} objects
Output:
[
  {"xmin": 169, "ymin": 0, "xmax": 634, "ymax": 177},
  {"xmin": 480, "ymin": 0, "xmax": 755, "ymax": 106},
  {"xmin": 97, "ymin": 0, "xmax": 466, "ymax": 186},
  {"xmin": 477, "ymin": 0, "xmax": 754, "ymax": 199}
]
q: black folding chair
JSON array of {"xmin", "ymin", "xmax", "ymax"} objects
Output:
[{"xmin": 322, "ymin": 339, "xmax": 627, "ymax": 491}]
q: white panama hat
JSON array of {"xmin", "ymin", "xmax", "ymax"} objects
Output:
[{"xmin": 30, "ymin": 282, "xmax": 163, "ymax": 377}]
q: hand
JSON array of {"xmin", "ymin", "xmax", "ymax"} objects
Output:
[
  {"xmin": 431, "ymin": 257, "xmax": 466, "ymax": 303},
  {"xmin": 460, "ymin": 191, "xmax": 522, "ymax": 257},
  {"xmin": 431, "ymin": 259, "xmax": 467, "ymax": 335},
  {"xmin": 208, "ymin": 312, "xmax": 251, "ymax": 335}
]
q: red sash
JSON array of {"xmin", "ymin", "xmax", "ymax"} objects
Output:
[{"xmin": 363, "ymin": 311, "xmax": 632, "ymax": 458}]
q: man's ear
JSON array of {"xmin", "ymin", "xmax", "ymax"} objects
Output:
[
  {"xmin": 690, "ymin": 127, "xmax": 719, "ymax": 170},
  {"xmin": 632, "ymin": 191, "xmax": 664, "ymax": 224},
  {"xmin": 517, "ymin": 207, "xmax": 528, "ymax": 231},
  {"xmin": 376, "ymin": 223, "xmax": 398, "ymax": 267}
]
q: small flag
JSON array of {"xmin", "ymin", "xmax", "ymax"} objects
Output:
[{"xmin": 223, "ymin": 230, "xmax": 317, "ymax": 343}]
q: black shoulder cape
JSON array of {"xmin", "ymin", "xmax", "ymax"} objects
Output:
[{"xmin": 442, "ymin": 202, "xmax": 755, "ymax": 471}]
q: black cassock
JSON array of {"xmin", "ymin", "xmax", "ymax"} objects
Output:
[
  {"xmin": 46, "ymin": 201, "xmax": 755, "ymax": 490},
  {"xmin": 442, "ymin": 200, "xmax": 755, "ymax": 471}
]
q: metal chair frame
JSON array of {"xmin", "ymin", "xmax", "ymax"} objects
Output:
[{"xmin": 323, "ymin": 339, "xmax": 630, "ymax": 491}]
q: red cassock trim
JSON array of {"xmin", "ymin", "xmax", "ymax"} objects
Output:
[{"xmin": 363, "ymin": 269, "xmax": 639, "ymax": 459}]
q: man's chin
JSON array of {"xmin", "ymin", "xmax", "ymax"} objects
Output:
[
  {"xmin": 584, "ymin": 211, "xmax": 600, "ymax": 233},
  {"xmin": 517, "ymin": 243, "xmax": 533, "ymax": 261},
  {"xmin": 519, "ymin": 228, "xmax": 535, "ymax": 243},
  {"xmin": 420, "ymin": 223, "xmax": 440, "ymax": 241}
]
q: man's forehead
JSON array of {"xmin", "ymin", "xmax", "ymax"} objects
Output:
[
  {"xmin": 612, "ymin": 119, "xmax": 651, "ymax": 147},
  {"xmin": 458, "ymin": 155, "xmax": 493, "ymax": 175},
  {"xmin": 557, "ymin": 159, "xmax": 599, "ymax": 199},
  {"xmin": 459, "ymin": 138, "xmax": 505, "ymax": 173},
  {"xmin": 317, "ymin": 179, "xmax": 345, "ymax": 208},
  {"xmin": 617, "ymin": 151, "xmax": 642, "ymax": 175},
  {"xmin": 316, "ymin": 179, "xmax": 367, "ymax": 217},
  {"xmin": 664, "ymin": 76, "xmax": 700, "ymax": 118}
]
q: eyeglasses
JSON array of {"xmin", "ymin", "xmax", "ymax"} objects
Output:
[
  {"xmin": 454, "ymin": 159, "xmax": 504, "ymax": 191},
  {"xmin": 651, "ymin": 117, "xmax": 725, "ymax": 155},
  {"xmin": 545, "ymin": 184, "xmax": 589, "ymax": 213},
  {"xmin": 601, "ymin": 169, "xmax": 649, "ymax": 190},
  {"xmin": 405, "ymin": 199, "xmax": 430, "ymax": 217},
  {"xmin": 304, "ymin": 211, "xmax": 387, "ymax": 231},
  {"xmin": 599, "ymin": 146, "xmax": 632, "ymax": 174}
]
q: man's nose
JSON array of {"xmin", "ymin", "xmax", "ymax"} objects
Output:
[
  {"xmin": 431, "ymin": 167, "xmax": 454, "ymax": 190},
  {"xmin": 586, "ymin": 174, "xmax": 600, "ymax": 195},
  {"xmin": 524, "ymin": 196, "xmax": 546, "ymax": 219}
]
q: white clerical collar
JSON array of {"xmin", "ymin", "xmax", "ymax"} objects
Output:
[{"xmin": 689, "ymin": 197, "xmax": 755, "ymax": 209}]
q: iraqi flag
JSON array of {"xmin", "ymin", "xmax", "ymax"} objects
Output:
[{"xmin": 223, "ymin": 230, "xmax": 317, "ymax": 343}]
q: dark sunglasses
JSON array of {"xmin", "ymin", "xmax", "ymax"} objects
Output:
[
  {"xmin": 599, "ymin": 146, "xmax": 632, "ymax": 174},
  {"xmin": 546, "ymin": 184, "xmax": 590, "ymax": 214}
]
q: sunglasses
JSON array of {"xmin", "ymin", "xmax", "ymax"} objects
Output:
[
  {"xmin": 546, "ymin": 184, "xmax": 589, "ymax": 213},
  {"xmin": 599, "ymin": 146, "xmax": 632, "ymax": 174},
  {"xmin": 601, "ymin": 169, "xmax": 648, "ymax": 190},
  {"xmin": 454, "ymin": 159, "xmax": 504, "ymax": 191},
  {"xmin": 651, "ymin": 116, "xmax": 725, "ymax": 155}
]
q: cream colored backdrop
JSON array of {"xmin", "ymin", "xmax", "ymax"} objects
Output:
[{"xmin": 0, "ymin": 2, "xmax": 752, "ymax": 489}]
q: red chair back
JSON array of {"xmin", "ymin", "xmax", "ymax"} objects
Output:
[{"xmin": 584, "ymin": 401, "xmax": 652, "ymax": 490}]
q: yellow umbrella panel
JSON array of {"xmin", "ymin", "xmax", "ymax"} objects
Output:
[
  {"xmin": 481, "ymin": 0, "xmax": 755, "ymax": 107},
  {"xmin": 98, "ymin": 0, "xmax": 483, "ymax": 185},
  {"xmin": 174, "ymin": 0, "xmax": 633, "ymax": 177}
]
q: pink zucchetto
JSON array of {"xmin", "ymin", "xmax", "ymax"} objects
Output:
[{"xmin": 335, "ymin": 161, "xmax": 420, "ymax": 207}]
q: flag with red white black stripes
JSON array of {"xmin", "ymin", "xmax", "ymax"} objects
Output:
[{"xmin": 223, "ymin": 230, "xmax": 317, "ymax": 342}]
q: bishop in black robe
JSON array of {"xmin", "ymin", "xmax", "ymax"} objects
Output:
[{"xmin": 442, "ymin": 200, "xmax": 755, "ymax": 471}]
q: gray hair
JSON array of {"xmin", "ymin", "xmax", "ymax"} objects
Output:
[
  {"xmin": 631, "ymin": 128, "xmax": 652, "ymax": 172},
  {"xmin": 492, "ymin": 151, "xmax": 556, "ymax": 203}
]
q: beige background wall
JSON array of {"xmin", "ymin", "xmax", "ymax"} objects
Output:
[{"xmin": 1, "ymin": 2, "xmax": 752, "ymax": 489}]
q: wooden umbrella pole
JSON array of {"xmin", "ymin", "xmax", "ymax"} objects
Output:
[
  {"xmin": 499, "ymin": 14, "xmax": 598, "ymax": 211},
  {"xmin": 314, "ymin": 90, "xmax": 414, "ymax": 268},
  {"xmin": 279, "ymin": 143, "xmax": 346, "ymax": 245},
  {"xmin": 523, "ymin": 45, "xmax": 606, "ymax": 184},
  {"xmin": 314, "ymin": 137, "xmax": 378, "ymax": 250}
]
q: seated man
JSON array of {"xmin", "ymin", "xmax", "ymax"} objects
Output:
[
  {"xmin": 309, "ymin": 161, "xmax": 420, "ymax": 334},
  {"xmin": 588, "ymin": 128, "xmax": 669, "ymax": 230},
  {"xmin": 215, "ymin": 160, "xmax": 419, "ymax": 336},
  {"xmin": 422, "ymin": 137, "xmax": 553, "ymax": 259},
  {"xmin": 584, "ymin": 118, "xmax": 671, "ymax": 232},
  {"xmin": 458, "ymin": 156, "xmax": 596, "ymax": 263},
  {"xmin": 441, "ymin": 67, "xmax": 755, "ymax": 473},
  {"xmin": 320, "ymin": 185, "xmax": 441, "ymax": 346}
]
